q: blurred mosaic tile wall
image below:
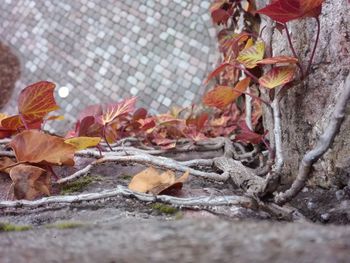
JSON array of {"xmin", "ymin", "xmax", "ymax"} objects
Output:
[{"xmin": 0, "ymin": 0, "xmax": 217, "ymax": 132}]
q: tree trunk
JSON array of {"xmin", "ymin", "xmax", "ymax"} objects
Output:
[{"xmin": 259, "ymin": 0, "xmax": 350, "ymax": 187}]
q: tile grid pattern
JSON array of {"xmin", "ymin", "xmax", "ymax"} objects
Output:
[{"xmin": 0, "ymin": 0, "xmax": 217, "ymax": 132}]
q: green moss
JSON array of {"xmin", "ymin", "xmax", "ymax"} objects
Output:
[
  {"xmin": 60, "ymin": 175, "xmax": 102, "ymax": 195},
  {"xmin": 0, "ymin": 223, "xmax": 32, "ymax": 232},
  {"xmin": 120, "ymin": 174, "xmax": 132, "ymax": 180},
  {"xmin": 46, "ymin": 221, "xmax": 85, "ymax": 229},
  {"xmin": 151, "ymin": 203, "xmax": 178, "ymax": 215},
  {"xmin": 174, "ymin": 211, "xmax": 184, "ymax": 220}
]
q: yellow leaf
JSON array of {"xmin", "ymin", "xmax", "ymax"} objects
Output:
[
  {"xmin": 259, "ymin": 66, "xmax": 296, "ymax": 89},
  {"xmin": 64, "ymin": 136, "xmax": 101, "ymax": 151},
  {"xmin": 237, "ymin": 40, "xmax": 265, "ymax": 68}
]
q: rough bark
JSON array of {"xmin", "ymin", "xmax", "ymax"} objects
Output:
[{"xmin": 259, "ymin": 0, "xmax": 350, "ymax": 187}]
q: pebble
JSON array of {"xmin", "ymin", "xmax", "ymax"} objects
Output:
[
  {"xmin": 307, "ymin": 201, "xmax": 317, "ymax": 210},
  {"xmin": 320, "ymin": 213, "xmax": 330, "ymax": 222},
  {"xmin": 336, "ymin": 190, "xmax": 345, "ymax": 201}
]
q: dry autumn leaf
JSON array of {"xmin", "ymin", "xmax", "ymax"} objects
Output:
[
  {"xmin": 9, "ymin": 164, "xmax": 51, "ymax": 200},
  {"xmin": 9, "ymin": 130, "xmax": 76, "ymax": 166},
  {"xmin": 128, "ymin": 167, "xmax": 189, "ymax": 195},
  {"xmin": 64, "ymin": 136, "xmax": 101, "ymax": 151},
  {"xmin": 0, "ymin": 157, "xmax": 15, "ymax": 174}
]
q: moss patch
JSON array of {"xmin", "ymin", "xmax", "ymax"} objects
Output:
[
  {"xmin": 60, "ymin": 175, "xmax": 103, "ymax": 195},
  {"xmin": 120, "ymin": 174, "xmax": 132, "ymax": 180},
  {"xmin": 46, "ymin": 221, "xmax": 85, "ymax": 230},
  {"xmin": 0, "ymin": 223, "xmax": 32, "ymax": 232},
  {"xmin": 151, "ymin": 203, "xmax": 178, "ymax": 215}
]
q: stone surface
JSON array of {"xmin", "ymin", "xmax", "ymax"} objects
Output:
[
  {"xmin": 0, "ymin": 217, "xmax": 350, "ymax": 263},
  {"xmin": 0, "ymin": 0, "xmax": 217, "ymax": 132}
]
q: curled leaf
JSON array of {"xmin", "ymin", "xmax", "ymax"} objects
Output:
[
  {"xmin": 9, "ymin": 164, "xmax": 51, "ymax": 200},
  {"xmin": 0, "ymin": 157, "xmax": 15, "ymax": 174},
  {"xmin": 9, "ymin": 130, "xmax": 76, "ymax": 166},
  {"xmin": 128, "ymin": 167, "xmax": 189, "ymax": 195},
  {"xmin": 64, "ymin": 136, "xmax": 101, "ymax": 151}
]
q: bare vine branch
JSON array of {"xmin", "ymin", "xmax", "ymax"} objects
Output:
[
  {"xmin": 275, "ymin": 75, "xmax": 350, "ymax": 205},
  {"xmin": 0, "ymin": 185, "xmax": 254, "ymax": 209}
]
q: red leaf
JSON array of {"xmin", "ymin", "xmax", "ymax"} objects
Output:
[
  {"xmin": 97, "ymin": 97, "xmax": 136, "ymax": 125},
  {"xmin": 1, "ymin": 81, "xmax": 59, "ymax": 130},
  {"xmin": 256, "ymin": 0, "xmax": 324, "ymax": 23},
  {"xmin": 210, "ymin": 1, "xmax": 234, "ymax": 25},
  {"xmin": 204, "ymin": 63, "xmax": 231, "ymax": 85},
  {"xmin": 235, "ymin": 121, "xmax": 266, "ymax": 144}
]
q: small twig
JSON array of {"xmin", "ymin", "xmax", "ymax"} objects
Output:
[
  {"xmin": 0, "ymin": 138, "xmax": 11, "ymax": 145},
  {"xmin": 305, "ymin": 17, "xmax": 321, "ymax": 76},
  {"xmin": 0, "ymin": 150, "xmax": 15, "ymax": 157},
  {"xmin": 284, "ymin": 23, "xmax": 304, "ymax": 78},
  {"xmin": 245, "ymin": 86, "xmax": 253, "ymax": 130},
  {"xmin": 275, "ymin": 75, "xmax": 350, "ymax": 205},
  {"xmin": 57, "ymin": 153, "xmax": 226, "ymax": 184},
  {"xmin": 271, "ymin": 98, "xmax": 283, "ymax": 174},
  {"xmin": 0, "ymin": 185, "xmax": 254, "ymax": 209}
]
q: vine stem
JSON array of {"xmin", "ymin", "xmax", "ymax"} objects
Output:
[
  {"xmin": 284, "ymin": 23, "xmax": 304, "ymax": 79},
  {"xmin": 306, "ymin": 17, "xmax": 321, "ymax": 76},
  {"xmin": 231, "ymin": 89, "xmax": 271, "ymax": 108}
]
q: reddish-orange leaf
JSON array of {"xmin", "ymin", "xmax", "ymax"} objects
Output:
[
  {"xmin": 237, "ymin": 40, "xmax": 265, "ymax": 69},
  {"xmin": 259, "ymin": 66, "xmax": 296, "ymax": 89},
  {"xmin": 256, "ymin": 0, "xmax": 324, "ymax": 23},
  {"xmin": 18, "ymin": 81, "xmax": 59, "ymax": 122},
  {"xmin": 98, "ymin": 97, "xmax": 136, "ymax": 125},
  {"xmin": 203, "ymin": 86, "xmax": 237, "ymax": 109},
  {"xmin": 257, "ymin": 56, "xmax": 298, "ymax": 65},
  {"xmin": 210, "ymin": 0, "xmax": 234, "ymax": 25},
  {"xmin": 9, "ymin": 130, "xmax": 76, "ymax": 166},
  {"xmin": 204, "ymin": 63, "xmax": 231, "ymax": 85},
  {"xmin": 1, "ymin": 115, "xmax": 42, "ymax": 130},
  {"xmin": 203, "ymin": 77, "xmax": 251, "ymax": 109}
]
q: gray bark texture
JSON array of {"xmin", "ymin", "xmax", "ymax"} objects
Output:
[{"xmin": 258, "ymin": 0, "xmax": 350, "ymax": 187}]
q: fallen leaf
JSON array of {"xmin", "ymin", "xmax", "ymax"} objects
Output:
[
  {"xmin": 9, "ymin": 130, "xmax": 76, "ymax": 166},
  {"xmin": 0, "ymin": 157, "xmax": 15, "ymax": 174},
  {"xmin": 9, "ymin": 164, "xmax": 51, "ymax": 200},
  {"xmin": 128, "ymin": 167, "xmax": 189, "ymax": 195}
]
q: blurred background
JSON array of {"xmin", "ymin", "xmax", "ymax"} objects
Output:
[{"xmin": 0, "ymin": 0, "xmax": 217, "ymax": 131}]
